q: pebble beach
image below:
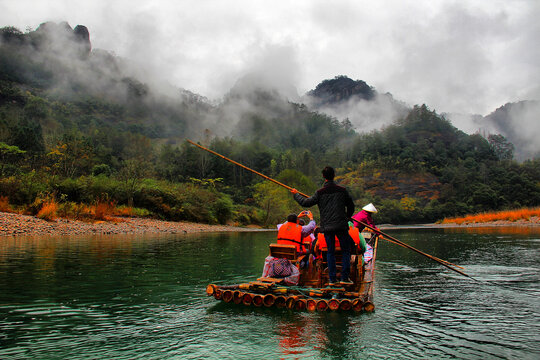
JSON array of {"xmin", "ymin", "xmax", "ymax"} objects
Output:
[{"xmin": 0, "ymin": 211, "xmax": 253, "ymax": 237}]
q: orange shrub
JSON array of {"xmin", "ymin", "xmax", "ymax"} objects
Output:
[
  {"xmin": 94, "ymin": 199, "xmax": 115, "ymax": 221},
  {"xmin": 37, "ymin": 200, "xmax": 58, "ymax": 221},
  {"xmin": 0, "ymin": 196, "xmax": 12, "ymax": 213},
  {"xmin": 113, "ymin": 206, "xmax": 133, "ymax": 217}
]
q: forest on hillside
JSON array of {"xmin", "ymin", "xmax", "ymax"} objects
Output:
[{"xmin": 1, "ymin": 23, "xmax": 539, "ymax": 226}]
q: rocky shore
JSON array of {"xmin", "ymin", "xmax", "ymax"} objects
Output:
[{"xmin": 0, "ymin": 211, "xmax": 255, "ymax": 237}]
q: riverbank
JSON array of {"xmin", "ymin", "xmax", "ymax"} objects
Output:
[
  {"xmin": 0, "ymin": 211, "xmax": 257, "ymax": 237},
  {"xmin": 2, "ymin": 211, "xmax": 539, "ymax": 238}
]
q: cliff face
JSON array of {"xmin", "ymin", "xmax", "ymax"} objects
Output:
[
  {"xmin": 33, "ymin": 21, "xmax": 92, "ymax": 59},
  {"xmin": 1, "ymin": 21, "xmax": 91, "ymax": 60}
]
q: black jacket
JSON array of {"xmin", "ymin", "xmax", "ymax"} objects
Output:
[{"xmin": 293, "ymin": 180, "xmax": 355, "ymax": 232}]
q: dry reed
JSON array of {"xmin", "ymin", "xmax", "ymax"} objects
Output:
[{"xmin": 442, "ymin": 207, "xmax": 540, "ymax": 224}]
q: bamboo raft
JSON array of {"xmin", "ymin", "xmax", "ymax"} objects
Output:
[{"xmin": 206, "ymin": 233, "xmax": 379, "ymax": 312}]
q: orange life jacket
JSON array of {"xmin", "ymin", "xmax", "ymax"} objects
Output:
[
  {"xmin": 277, "ymin": 222, "xmax": 303, "ymax": 252},
  {"xmin": 349, "ymin": 226, "xmax": 360, "ymax": 247},
  {"xmin": 315, "ymin": 233, "xmax": 340, "ymax": 251}
]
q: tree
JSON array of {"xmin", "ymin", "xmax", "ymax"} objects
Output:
[
  {"xmin": 253, "ymin": 181, "xmax": 291, "ymax": 226},
  {"xmin": 488, "ymin": 134, "xmax": 514, "ymax": 160},
  {"xmin": 0, "ymin": 142, "xmax": 25, "ymax": 176}
]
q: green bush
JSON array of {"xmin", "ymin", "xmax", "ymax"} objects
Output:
[{"xmin": 213, "ymin": 195, "xmax": 233, "ymax": 224}]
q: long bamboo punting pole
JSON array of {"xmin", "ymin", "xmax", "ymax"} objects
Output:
[
  {"xmin": 188, "ymin": 139, "xmax": 473, "ymax": 280},
  {"xmin": 187, "ymin": 139, "xmax": 309, "ymax": 197},
  {"xmin": 357, "ymin": 221, "xmax": 476, "ymax": 281},
  {"xmin": 381, "ymin": 236, "xmax": 465, "ymax": 269}
]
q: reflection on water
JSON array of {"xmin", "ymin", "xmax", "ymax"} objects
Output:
[
  {"xmin": 442, "ymin": 225, "xmax": 540, "ymax": 236},
  {"xmin": 0, "ymin": 229, "xmax": 539, "ymax": 359}
]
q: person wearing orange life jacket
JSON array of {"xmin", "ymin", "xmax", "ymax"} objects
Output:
[{"xmin": 276, "ymin": 211, "xmax": 316, "ymax": 253}]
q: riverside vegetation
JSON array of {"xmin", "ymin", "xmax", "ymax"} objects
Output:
[{"xmin": 0, "ymin": 23, "xmax": 539, "ymax": 227}]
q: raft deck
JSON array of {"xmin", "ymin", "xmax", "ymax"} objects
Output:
[{"xmin": 206, "ymin": 233, "xmax": 379, "ymax": 312}]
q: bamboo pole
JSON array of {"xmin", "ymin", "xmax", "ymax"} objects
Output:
[
  {"xmin": 381, "ymin": 235, "xmax": 465, "ymax": 269},
  {"xmin": 358, "ymin": 221, "xmax": 476, "ymax": 281},
  {"xmin": 187, "ymin": 139, "xmax": 309, "ymax": 197}
]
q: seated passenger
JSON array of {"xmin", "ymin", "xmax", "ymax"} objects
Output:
[
  {"xmin": 351, "ymin": 203, "xmax": 380, "ymax": 245},
  {"xmin": 276, "ymin": 211, "xmax": 316, "ymax": 254}
]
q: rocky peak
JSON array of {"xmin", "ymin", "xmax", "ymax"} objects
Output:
[
  {"xmin": 307, "ymin": 75, "xmax": 375, "ymax": 106},
  {"xmin": 33, "ymin": 21, "xmax": 91, "ymax": 58}
]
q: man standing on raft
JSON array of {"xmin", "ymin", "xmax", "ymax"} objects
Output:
[{"xmin": 290, "ymin": 166, "xmax": 355, "ymax": 286}]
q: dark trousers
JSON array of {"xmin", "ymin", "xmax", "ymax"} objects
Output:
[{"xmin": 324, "ymin": 229, "xmax": 352, "ymax": 282}]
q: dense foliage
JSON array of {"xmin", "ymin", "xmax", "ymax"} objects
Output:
[{"xmin": 0, "ymin": 23, "xmax": 539, "ymax": 226}]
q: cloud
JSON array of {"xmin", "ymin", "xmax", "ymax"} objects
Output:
[{"xmin": 0, "ymin": 0, "xmax": 538, "ymax": 116}]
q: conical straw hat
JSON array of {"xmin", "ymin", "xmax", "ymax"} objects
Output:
[{"xmin": 362, "ymin": 203, "xmax": 378, "ymax": 213}]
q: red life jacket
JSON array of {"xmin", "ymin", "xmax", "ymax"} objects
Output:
[{"xmin": 277, "ymin": 222, "xmax": 303, "ymax": 252}]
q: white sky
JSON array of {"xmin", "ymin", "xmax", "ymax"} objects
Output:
[{"xmin": 1, "ymin": 0, "xmax": 539, "ymax": 115}]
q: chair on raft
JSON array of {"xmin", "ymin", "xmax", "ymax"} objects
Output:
[{"xmin": 269, "ymin": 243, "xmax": 297, "ymax": 261}]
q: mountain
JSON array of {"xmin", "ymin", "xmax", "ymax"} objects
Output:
[
  {"xmin": 481, "ymin": 101, "xmax": 540, "ymax": 161},
  {"xmin": 303, "ymin": 75, "xmax": 410, "ymax": 133}
]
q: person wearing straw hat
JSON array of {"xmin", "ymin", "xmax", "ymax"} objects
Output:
[{"xmin": 351, "ymin": 203, "xmax": 379, "ymax": 236}]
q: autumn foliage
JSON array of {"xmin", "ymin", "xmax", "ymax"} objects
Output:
[
  {"xmin": 0, "ymin": 196, "xmax": 13, "ymax": 213},
  {"xmin": 442, "ymin": 207, "xmax": 540, "ymax": 224},
  {"xmin": 36, "ymin": 198, "xmax": 58, "ymax": 221}
]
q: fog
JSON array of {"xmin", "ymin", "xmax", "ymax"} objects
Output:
[{"xmin": 1, "ymin": 0, "xmax": 539, "ymax": 154}]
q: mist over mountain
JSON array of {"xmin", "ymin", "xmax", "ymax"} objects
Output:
[
  {"xmin": 481, "ymin": 101, "xmax": 540, "ymax": 161},
  {"xmin": 1, "ymin": 21, "xmax": 539, "ymax": 162},
  {"xmin": 303, "ymin": 75, "xmax": 410, "ymax": 132}
]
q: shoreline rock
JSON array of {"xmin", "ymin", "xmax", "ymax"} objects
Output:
[{"xmin": 0, "ymin": 211, "xmax": 259, "ymax": 237}]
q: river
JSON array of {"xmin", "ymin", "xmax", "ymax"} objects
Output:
[{"xmin": 0, "ymin": 227, "xmax": 539, "ymax": 359}]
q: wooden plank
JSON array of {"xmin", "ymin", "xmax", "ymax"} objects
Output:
[{"xmin": 257, "ymin": 277, "xmax": 284, "ymax": 283}]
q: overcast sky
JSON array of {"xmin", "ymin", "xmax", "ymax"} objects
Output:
[{"xmin": 1, "ymin": 0, "xmax": 538, "ymax": 115}]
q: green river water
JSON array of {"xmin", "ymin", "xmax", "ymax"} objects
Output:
[{"xmin": 0, "ymin": 227, "xmax": 539, "ymax": 359}]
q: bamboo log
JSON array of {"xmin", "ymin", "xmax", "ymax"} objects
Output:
[
  {"xmin": 233, "ymin": 291, "xmax": 244, "ymax": 304},
  {"xmin": 263, "ymin": 294, "xmax": 276, "ymax": 307},
  {"xmin": 242, "ymin": 293, "xmax": 253, "ymax": 306},
  {"xmin": 252, "ymin": 294, "xmax": 264, "ymax": 307},
  {"xmin": 286, "ymin": 296, "xmax": 298, "ymax": 309},
  {"xmin": 363, "ymin": 301, "xmax": 375, "ymax": 312},
  {"xmin": 222, "ymin": 290, "xmax": 233, "ymax": 303},
  {"xmin": 294, "ymin": 299, "xmax": 307, "ymax": 311},
  {"xmin": 213, "ymin": 289, "xmax": 222, "ymax": 300},
  {"xmin": 275, "ymin": 295, "xmax": 287, "ymax": 308},
  {"xmin": 206, "ymin": 284, "xmax": 215, "ymax": 296},
  {"xmin": 272, "ymin": 287, "xmax": 289, "ymax": 295},
  {"xmin": 316, "ymin": 299, "xmax": 329, "ymax": 311},
  {"xmin": 328, "ymin": 299, "xmax": 340, "ymax": 311},
  {"xmin": 306, "ymin": 299, "xmax": 317, "ymax": 311},
  {"xmin": 352, "ymin": 298, "xmax": 363, "ymax": 312},
  {"xmin": 339, "ymin": 299, "xmax": 353, "ymax": 311}
]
